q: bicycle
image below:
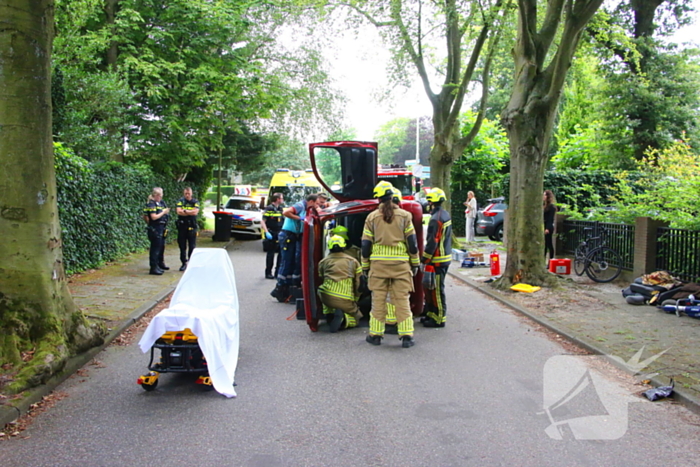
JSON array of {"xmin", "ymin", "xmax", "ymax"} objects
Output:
[{"xmin": 573, "ymin": 226, "xmax": 623, "ymax": 283}]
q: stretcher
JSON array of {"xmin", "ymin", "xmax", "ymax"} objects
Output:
[{"xmin": 137, "ymin": 248, "xmax": 240, "ymax": 397}]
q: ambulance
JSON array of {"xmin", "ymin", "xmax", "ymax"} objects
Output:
[{"xmin": 268, "ymin": 168, "xmax": 322, "ymax": 205}]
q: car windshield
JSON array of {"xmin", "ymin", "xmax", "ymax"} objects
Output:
[
  {"xmin": 225, "ymin": 199, "xmax": 259, "ymax": 211},
  {"xmin": 378, "ymin": 174, "xmax": 413, "ymax": 196},
  {"xmin": 274, "ymin": 186, "xmax": 318, "ymax": 205}
]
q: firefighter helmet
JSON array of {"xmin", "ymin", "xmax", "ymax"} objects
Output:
[
  {"xmin": 328, "ymin": 234, "xmax": 347, "ymax": 250},
  {"xmin": 373, "ymin": 181, "xmax": 394, "ymax": 199},
  {"xmin": 331, "ymin": 225, "xmax": 349, "ymax": 241},
  {"xmin": 391, "ymin": 187, "xmax": 402, "ymax": 203},
  {"xmin": 426, "ymin": 187, "xmax": 446, "ymax": 203}
]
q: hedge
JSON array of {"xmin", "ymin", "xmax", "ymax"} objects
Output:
[{"xmin": 55, "ymin": 143, "xmax": 203, "ymax": 274}]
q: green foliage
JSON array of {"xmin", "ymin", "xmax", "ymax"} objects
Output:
[
  {"xmin": 54, "ymin": 143, "xmax": 202, "ymax": 274},
  {"xmin": 610, "ymin": 139, "xmax": 700, "ymax": 229},
  {"xmin": 52, "ymin": 66, "xmax": 135, "ymax": 162},
  {"xmin": 500, "ymin": 169, "xmax": 643, "ymax": 218},
  {"xmin": 450, "ymin": 113, "xmax": 509, "ymax": 235},
  {"xmin": 241, "ymin": 135, "xmax": 309, "ymax": 186},
  {"xmin": 374, "ymin": 116, "xmax": 433, "ymax": 166},
  {"xmin": 53, "ymin": 0, "xmax": 343, "ymax": 183}
]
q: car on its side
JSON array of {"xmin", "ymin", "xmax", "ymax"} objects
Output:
[
  {"xmin": 476, "ymin": 197, "xmax": 507, "ymax": 241},
  {"xmin": 221, "ymin": 195, "xmax": 263, "ymax": 238}
]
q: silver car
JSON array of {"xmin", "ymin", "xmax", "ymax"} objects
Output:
[{"xmin": 476, "ymin": 197, "xmax": 507, "ymax": 241}]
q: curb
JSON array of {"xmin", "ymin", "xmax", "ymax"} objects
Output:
[
  {"xmin": 0, "ymin": 286, "xmax": 176, "ymax": 429},
  {"xmin": 448, "ymin": 269, "xmax": 700, "ymax": 416}
]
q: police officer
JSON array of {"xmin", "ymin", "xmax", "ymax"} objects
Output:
[
  {"xmin": 421, "ymin": 187, "xmax": 452, "ymax": 327},
  {"xmin": 175, "ymin": 187, "xmax": 200, "ymax": 271},
  {"xmin": 144, "ymin": 187, "xmax": 170, "ymax": 275},
  {"xmin": 262, "ymin": 192, "xmax": 284, "ymax": 279},
  {"xmin": 318, "ymin": 235, "xmax": 364, "ymax": 333},
  {"xmin": 362, "ymin": 181, "xmax": 420, "ymax": 348}
]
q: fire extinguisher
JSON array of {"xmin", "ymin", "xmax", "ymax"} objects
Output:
[{"xmin": 490, "ymin": 250, "xmax": 500, "ymax": 276}]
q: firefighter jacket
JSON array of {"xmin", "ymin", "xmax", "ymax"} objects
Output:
[
  {"xmin": 423, "ymin": 205, "xmax": 452, "ymax": 266},
  {"xmin": 318, "ymin": 252, "xmax": 363, "ymax": 301},
  {"xmin": 361, "ymin": 205, "xmax": 419, "ymax": 276}
]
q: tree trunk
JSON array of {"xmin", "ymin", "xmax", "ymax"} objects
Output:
[
  {"xmin": 0, "ymin": 0, "xmax": 103, "ymax": 392},
  {"xmin": 501, "ymin": 108, "xmax": 556, "ymax": 286}
]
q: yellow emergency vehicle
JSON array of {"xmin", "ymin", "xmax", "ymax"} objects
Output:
[{"xmin": 268, "ymin": 168, "xmax": 322, "ymax": 205}]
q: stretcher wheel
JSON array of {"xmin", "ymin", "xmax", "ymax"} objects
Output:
[{"xmin": 141, "ymin": 379, "xmax": 158, "ymax": 391}]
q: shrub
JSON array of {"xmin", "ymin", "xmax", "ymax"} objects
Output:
[{"xmin": 55, "ymin": 143, "xmax": 203, "ymax": 274}]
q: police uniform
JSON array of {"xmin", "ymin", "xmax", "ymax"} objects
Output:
[
  {"xmin": 318, "ymin": 251, "xmax": 363, "ymax": 331},
  {"xmin": 176, "ymin": 196, "xmax": 199, "ymax": 267},
  {"xmin": 263, "ymin": 203, "xmax": 284, "ymax": 278},
  {"xmin": 361, "ymin": 205, "xmax": 419, "ymax": 339},
  {"xmin": 422, "ymin": 202, "xmax": 452, "ymax": 327},
  {"xmin": 144, "ymin": 199, "xmax": 169, "ymax": 272}
]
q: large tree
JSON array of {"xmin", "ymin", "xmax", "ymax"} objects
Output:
[
  {"xmin": 589, "ymin": 0, "xmax": 698, "ymax": 162},
  {"xmin": 0, "ymin": 0, "xmax": 103, "ymax": 392},
  {"xmin": 52, "ymin": 0, "xmax": 344, "ymax": 180},
  {"xmin": 499, "ymin": 0, "xmax": 604, "ymax": 286},
  {"xmin": 340, "ymin": 0, "xmax": 510, "ymax": 203}
]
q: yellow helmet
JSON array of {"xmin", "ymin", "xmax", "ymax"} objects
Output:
[
  {"xmin": 426, "ymin": 187, "xmax": 446, "ymax": 203},
  {"xmin": 373, "ymin": 180, "xmax": 394, "ymax": 199},
  {"xmin": 330, "ymin": 225, "xmax": 349, "ymax": 241},
  {"xmin": 391, "ymin": 187, "xmax": 402, "ymax": 203},
  {"xmin": 328, "ymin": 234, "xmax": 347, "ymax": 250}
]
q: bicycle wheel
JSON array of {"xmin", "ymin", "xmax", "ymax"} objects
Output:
[
  {"xmin": 573, "ymin": 245, "xmax": 587, "ymax": 276},
  {"xmin": 584, "ymin": 246, "xmax": 622, "ymax": 283}
]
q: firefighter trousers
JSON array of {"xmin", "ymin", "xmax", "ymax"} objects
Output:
[
  {"xmin": 319, "ymin": 292, "xmax": 361, "ymax": 329},
  {"xmin": 368, "ymin": 273, "xmax": 414, "ymax": 337},
  {"xmin": 424, "ymin": 264, "xmax": 448, "ymax": 325}
]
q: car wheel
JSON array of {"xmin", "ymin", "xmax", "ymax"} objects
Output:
[{"xmin": 494, "ymin": 224, "xmax": 503, "ymax": 242}]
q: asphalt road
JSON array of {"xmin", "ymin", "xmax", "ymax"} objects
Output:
[{"xmin": 2, "ymin": 240, "xmax": 700, "ymax": 466}]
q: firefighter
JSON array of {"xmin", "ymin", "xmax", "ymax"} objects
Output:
[
  {"xmin": 329, "ymin": 225, "xmax": 361, "ymax": 262},
  {"xmin": 421, "ymin": 187, "xmax": 452, "ymax": 327},
  {"xmin": 143, "ymin": 187, "xmax": 170, "ymax": 275},
  {"xmin": 385, "ymin": 187, "xmax": 404, "ymax": 333},
  {"xmin": 362, "ymin": 181, "xmax": 420, "ymax": 348},
  {"xmin": 318, "ymin": 235, "xmax": 364, "ymax": 333},
  {"xmin": 175, "ymin": 187, "xmax": 200, "ymax": 271}
]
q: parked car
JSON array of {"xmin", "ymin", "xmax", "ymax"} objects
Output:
[
  {"xmin": 476, "ymin": 197, "xmax": 507, "ymax": 241},
  {"xmin": 221, "ymin": 195, "xmax": 263, "ymax": 238}
]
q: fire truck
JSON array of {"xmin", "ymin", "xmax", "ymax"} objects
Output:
[
  {"xmin": 377, "ymin": 164, "xmax": 416, "ymax": 200},
  {"xmin": 299, "ymin": 141, "xmax": 425, "ymax": 332}
]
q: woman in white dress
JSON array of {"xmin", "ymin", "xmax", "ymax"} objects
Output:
[{"xmin": 463, "ymin": 191, "xmax": 477, "ymax": 243}]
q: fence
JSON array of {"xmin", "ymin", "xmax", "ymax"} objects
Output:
[
  {"xmin": 656, "ymin": 227, "xmax": 700, "ymax": 283},
  {"xmin": 559, "ymin": 220, "xmax": 635, "ymax": 271},
  {"xmin": 557, "ymin": 216, "xmax": 700, "ymax": 282}
]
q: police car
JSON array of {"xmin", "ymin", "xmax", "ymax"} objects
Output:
[{"xmin": 221, "ymin": 195, "xmax": 263, "ymax": 237}]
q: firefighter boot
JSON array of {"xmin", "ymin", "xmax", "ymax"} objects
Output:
[
  {"xmin": 329, "ymin": 309, "xmax": 345, "ymax": 333},
  {"xmin": 400, "ymin": 335, "xmax": 415, "ymax": 348},
  {"xmin": 366, "ymin": 334, "xmax": 383, "ymax": 346}
]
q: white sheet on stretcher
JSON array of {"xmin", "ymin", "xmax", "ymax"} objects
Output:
[{"xmin": 138, "ymin": 248, "xmax": 240, "ymax": 397}]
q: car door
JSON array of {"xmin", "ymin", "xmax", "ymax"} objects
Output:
[{"xmin": 308, "ymin": 141, "xmax": 378, "ymax": 203}]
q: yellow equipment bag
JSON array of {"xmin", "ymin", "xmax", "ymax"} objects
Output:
[{"xmin": 510, "ymin": 283, "xmax": 541, "ymax": 293}]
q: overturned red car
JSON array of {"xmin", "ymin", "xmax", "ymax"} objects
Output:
[{"xmin": 301, "ymin": 141, "xmax": 425, "ymax": 332}]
